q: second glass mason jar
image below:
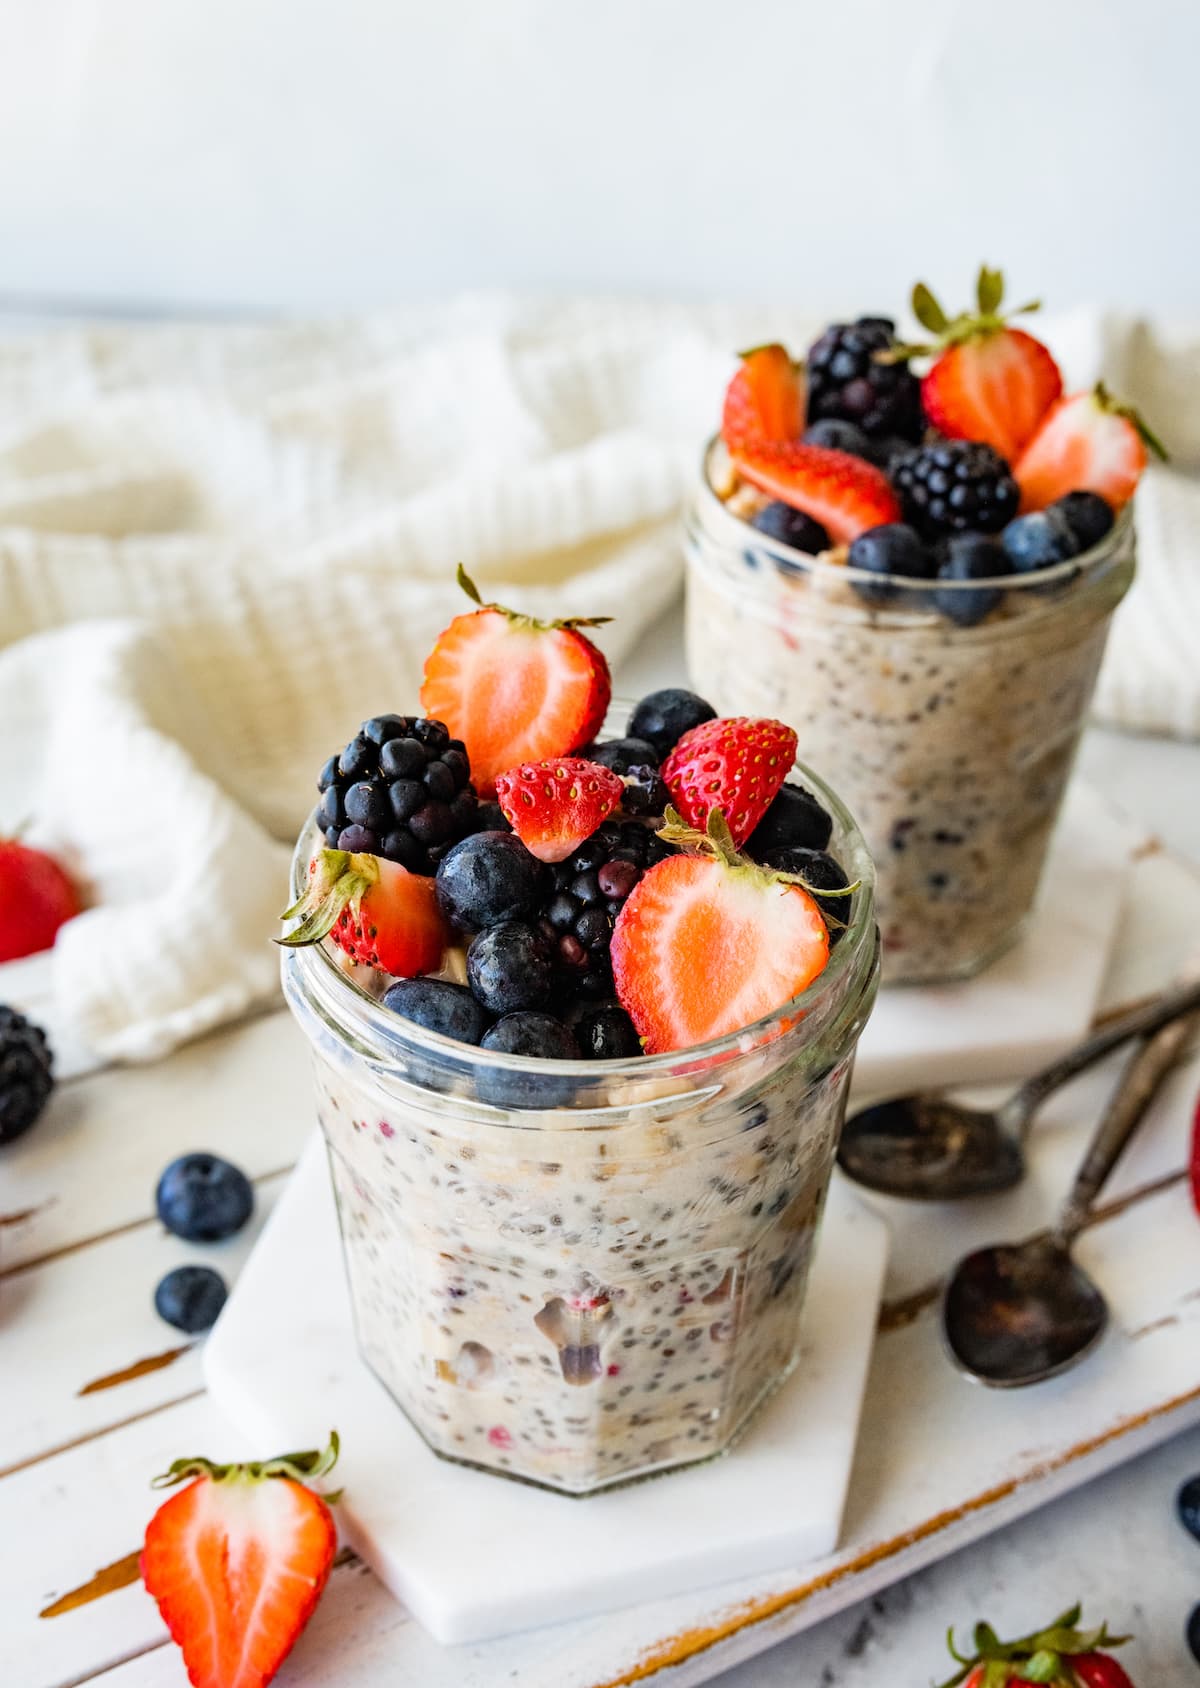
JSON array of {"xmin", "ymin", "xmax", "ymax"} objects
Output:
[
  {"xmin": 282, "ymin": 715, "xmax": 878, "ymax": 1496},
  {"xmin": 685, "ymin": 440, "xmax": 1136, "ymax": 985}
]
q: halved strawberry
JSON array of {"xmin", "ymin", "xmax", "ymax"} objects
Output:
[
  {"xmin": 899, "ymin": 266, "xmax": 1063, "ymax": 461},
  {"xmin": 141, "ymin": 1435, "xmax": 340, "ymax": 1688},
  {"xmin": 420, "ymin": 567, "xmax": 611, "ymax": 797},
  {"xmin": 278, "ymin": 849, "xmax": 449, "ymax": 976},
  {"xmin": 661, "ymin": 716, "xmax": 797, "ymax": 848},
  {"xmin": 721, "ymin": 344, "xmax": 804, "ymax": 449},
  {"xmin": 611, "ymin": 814, "xmax": 830, "ymax": 1054},
  {"xmin": 0, "ymin": 836, "xmax": 80, "ymax": 962},
  {"xmin": 730, "ymin": 438, "xmax": 901, "ymax": 544},
  {"xmin": 1015, "ymin": 383, "xmax": 1167, "ymax": 514},
  {"xmin": 495, "ymin": 757, "xmax": 625, "ymax": 863}
]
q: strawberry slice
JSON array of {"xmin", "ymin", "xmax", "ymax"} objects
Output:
[
  {"xmin": 900, "ymin": 266, "xmax": 1063, "ymax": 461},
  {"xmin": 278, "ymin": 849, "xmax": 450, "ymax": 977},
  {"xmin": 730, "ymin": 438, "xmax": 901, "ymax": 545},
  {"xmin": 611, "ymin": 814, "xmax": 830, "ymax": 1054},
  {"xmin": 495, "ymin": 756, "xmax": 625, "ymax": 863},
  {"xmin": 661, "ymin": 716, "xmax": 797, "ymax": 848},
  {"xmin": 1015, "ymin": 383, "xmax": 1167, "ymax": 514},
  {"xmin": 420, "ymin": 567, "xmax": 611, "ymax": 797},
  {"xmin": 0, "ymin": 837, "xmax": 80, "ymax": 962},
  {"xmin": 141, "ymin": 1435, "xmax": 340, "ymax": 1688},
  {"xmin": 721, "ymin": 344, "xmax": 804, "ymax": 449}
]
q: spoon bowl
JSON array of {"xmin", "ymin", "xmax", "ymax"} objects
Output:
[
  {"xmin": 838, "ymin": 1095, "xmax": 1026, "ymax": 1200},
  {"xmin": 942, "ymin": 1237, "xmax": 1108, "ymax": 1387}
]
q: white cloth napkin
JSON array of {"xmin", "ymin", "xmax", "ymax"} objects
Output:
[{"xmin": 0, "ymin": 296, "xmax": 1195, "ymax": 1061}]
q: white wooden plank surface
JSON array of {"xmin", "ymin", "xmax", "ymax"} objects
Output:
[{"xmin": 1, "ymin": 799, "xmax": 1198, "ymax": 1688}]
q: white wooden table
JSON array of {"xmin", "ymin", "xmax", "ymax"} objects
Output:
[{"xmin": 5, "ymin": 604, "xmax": 1200, "ymax": 1688}]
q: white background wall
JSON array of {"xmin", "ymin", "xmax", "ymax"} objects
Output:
[{"xmin": 0, "ymin": 0, "xmax": 1196, "ymax": 318}]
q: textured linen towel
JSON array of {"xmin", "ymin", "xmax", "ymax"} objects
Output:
[{"xmin": 0, "ymin": 296, "xmax": 1194, "ymax": 1060}]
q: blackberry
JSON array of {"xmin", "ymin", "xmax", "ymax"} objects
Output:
[
  {"xmin": 805, "ymin": 317, "xmax": 924, "ymax": 442},
  {"xmin": 316, "ymin": 714, "xmax": 478, "ymax": 874},
  {"xmin": 0, "ymin": 1006, "xmax": 53, "ymax": 1144},
  {"xmin": 891, "ymin": 441, "xmax": 1019, "ymax": 540},
  {"xmin": 538, "ymin": 821, "xmax": 675, "ymax": 994}
]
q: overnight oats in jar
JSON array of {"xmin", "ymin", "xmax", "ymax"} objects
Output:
[
  {"xmin": 279, "ymin": 575, "xmax": 878, "ymax": 1495},
  {"xmin": 685, "ymin": 268, "xmax": 1158, "ymax": 983}
]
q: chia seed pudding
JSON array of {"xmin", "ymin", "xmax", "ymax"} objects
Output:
[
  {"xmin": 281, "ymin": 730, "xmax": 878, "ymax": 1496},
  {"xmin": 685, "ymin": 440, "xmax": 1135, "ymax": 983}
]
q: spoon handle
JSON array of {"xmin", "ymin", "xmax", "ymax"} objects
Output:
[
  {"xmin": 1002, "ymin": 975, "xmax": 1200, "ymax": 1136},
  {"xmin": 1056, "ymin": 1003, "xmax": 1200, "ymax": 1241}
]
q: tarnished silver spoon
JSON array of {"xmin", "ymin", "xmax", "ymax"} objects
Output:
[
  {"xmin": 837, "ymin": 977, "xmax": 1200, "ymax": 1201},
  {"xmin": 943, "ymin": 1001, "xmax": 1200, "ymax": 1387}
]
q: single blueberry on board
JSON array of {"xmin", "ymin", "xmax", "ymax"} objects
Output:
[
  {"xmin": 154, "ymin": 1265, "xmax": 228, "ymax": 1333},
  {"xmin": 156, "ymin": 1154, "xmax": 254, "ymax": 1243}
]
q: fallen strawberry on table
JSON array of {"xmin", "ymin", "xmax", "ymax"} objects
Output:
[
  {"xmin": 141, "ymin": 1432, "xmax": 341, "ymax": 1688},
  {"xmin": 937, "ymin": 1602, "xmax": 1135, "ymax": 1686}
]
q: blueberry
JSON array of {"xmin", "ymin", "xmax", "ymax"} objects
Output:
[
  {"xmin": 589, "ymin": 737, "xmax": 660, "ymax": 776},
  {"xmin": 1189, "ymin": 1602, "xmax": 1200, "ymax": 1667},
  {"xmin": 746, "ymin": 783, "xmax": 833, "ymax": 857},
  {"xmin": 565, "ymin": 999, "xmax": 642, "ymax": 1059},
  {"xmin": 436, "ymin": 832, "xmax": 546, "ymax": 930},
  {"xmin": 620, "ymin": 766, "xmax": 667, "ymax": 817},
  {"xmin": 628, "ymin": 688, "xmax": 717, "ymax": 758},
  {"xmin": 846, "ymin": 523, "xmax": 935, "ymax": 605},
  {"xmin": 750, "ymin": 500, "xmax": 831, "ymax": 560},
  {"xmin": 934, "ymin": 534, "xmax": 1008, "ymax": 627},
  {"xmin": 481, "ymin": 1012, "xmax": 580, "ymax": 1060},
  {"xmin": 758, "ymin": 846, "xmax": 853, "ymax": 942},
  {"xmin": 1000, "ymin": 508, "xmax": 1081, "ymax": 574},
  {"xmin": 154, "ymin": 1264, "xmax": 228, "ymax": 1333},
  {"xmin": 467, "ymin": 921, "xmax": 553, "ymax": 1015},
  {"xmin": 802, "ymin": 419, "xmax": 873, "ymax": 458},
  {"xmin": 382, "ymin": 978, "xmax": 492, "ymax": 1045},
  {"xmin": 1177, "ymin": 1473, "xmax": 1200, "ymax": 1542},
  {"xmin": 1052, "ymin": 489, "xmax": 1114, "ymax": 551},
  {"xmin": 156, "ymin": 1154, "xmax": 254, "ymax": 1242}
]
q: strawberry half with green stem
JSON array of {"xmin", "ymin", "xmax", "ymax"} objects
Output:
[
  {"xmin": 1015, "ymin": 383, "xmax": 1167, "ymax": 514},
  {"xmin": 420, "ymin": 566, "xmax": 612, "ymax": 797},
  {"xmin": 938, "ymin": 1602, "xmax": 1134, "ymax": 1688},
  {"xmin": 894, "ymin": 264, "xmax": 1063, "ymax": 462},
  {"xmin": 0, "ymin": 835, "xmax": 80, "ymax": 962},
  {"xmin": 721, "ymin": 343, "xmax": 804, "ymax": 448},
  {"xmin": 661, "ymin": 715, "xmax": 797, "ymax": 848},
  {"xmin": 141, "ymin": 1433, "xmax": 341, "ymax": 1688},
  {"xmin": 278, "ymin": 849, "xmax": 450, "ymax": 976},
  {"xmin": 729, "ymin": 437, "xmax": 901, "ymax": 544},
  {"xmin": 611, "ymin": 809, "xmax": 841, "ymax": 1054},
  {"xmin": 495, "ymin": 756, "xmax": 625, "ymax": 863}
]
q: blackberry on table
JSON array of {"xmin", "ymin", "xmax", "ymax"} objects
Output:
[
  {"xmin": 538, "ymin": 821, "xmax": 675, "ymax": 992},
  {"xmin": 0, "ymin": 1005, "xmax": 54, "ymax": 1144},
  {"xmin": 805, "ymin": 317, "xmax": 924, "ymax": 442},
  {"xmin": 891, "ymin": 441, "xmax": 1019, "ymax": 540},
  {"xmin": 316, "ymin": 714, "xmax": 479, "ymax": 874}
]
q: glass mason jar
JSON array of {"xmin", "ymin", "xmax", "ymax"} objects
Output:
[
  {"xmin": 281, "ymin": 710, "xmax": 879, "ymax": 1496},
  {"xmin": 684, "ymin": 440, "xmax": 1136, "ymax": 985}
]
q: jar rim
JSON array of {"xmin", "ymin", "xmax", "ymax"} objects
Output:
[
  {"xmin": 698, "ymin": 435, "xmax": 1134, "ymax": 600},
  {"xmin": 282, "ymin": 710, "xmax": 878, "ymax": 1087}
]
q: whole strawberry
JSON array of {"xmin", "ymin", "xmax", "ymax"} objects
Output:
[
  {"xmin": 0, "ymin": 836, "xmax": 79, "ymax": 962},
  {"xmin": 938, "ymin": 1603, "xmax": 1134, "ymax": 1688},
  {"xmin": 141, "ymin": 1434, "xmax": 341, "ymax": 1688},
  {"xmin": 896, "ymin": 265, "xmax": 1063, "ymax": 462},
  {"xmin": 661, "ymin": 716, "xmax": 797, "ymax": 848}
]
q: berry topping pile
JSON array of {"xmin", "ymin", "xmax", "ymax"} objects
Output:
[
  {"xmin": 717, "ymin": 265, "xmax": 1165, "ymax": 623},
  {"xmin": 282, "ymin": 614, "xmax": 856, "ymax": 1073}
]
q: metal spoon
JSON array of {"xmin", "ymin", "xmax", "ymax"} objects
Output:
[
  {"xmin": 943, "ymin": 1001, "xmax": 1200, "ymax": 1387},
  {"xmin": 837, "ymin": 976, "xmax": 1200, "ymax": 1200}
]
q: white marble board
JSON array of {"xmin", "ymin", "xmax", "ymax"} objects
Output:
[{"xmin": 204, "ymin": 1143, "xmax": 889, "ymax": 1645}]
